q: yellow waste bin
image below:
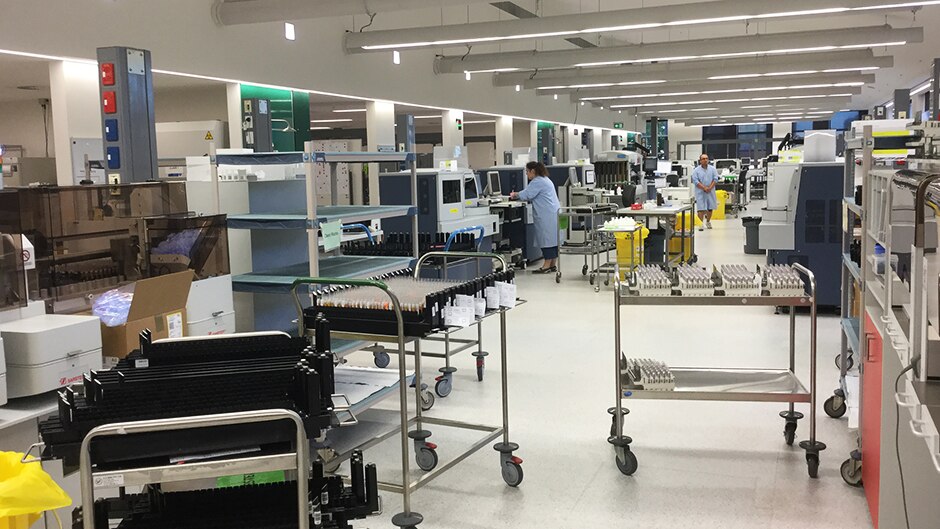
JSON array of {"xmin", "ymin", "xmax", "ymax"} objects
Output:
[
  {"xmin": 675, "ymin": 211, "xmax": 702, "ymax": 230},
  {"xmin": 614, "ymin": 227, "xmax": 649, "ymax": 280},
  {"xmin": 712, "ymin": 190, "xmax": 728, "ymax": 220}
]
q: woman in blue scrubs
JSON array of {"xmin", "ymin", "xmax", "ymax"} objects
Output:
[{"xmin": 510, "ymin": 161, "xmax": 561, "ymax": 274}]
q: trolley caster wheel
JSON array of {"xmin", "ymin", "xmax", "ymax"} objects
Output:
[
  {"xmin": 835, "ymin": 353, "xmax": 854, "ymax": 371},
  {"xmin": 420, "ymin": 390, "xmax": 435, "ymax": 411},
  {"xmin": 555, "ymin": 272, "xmax": 561, "ymax": 284},
  {"xmin": 783, "ymin": 421, "xmax": 797, "ymax": 446},
  {"xmin": 473, "ymin": 352, "xmax": 486, "ymax": 382},
  {"xmin": 604, "ymin": 279, "xmax": 610, "ymax": 287},
  {"xmin": 824, "ymin": 395, "xmax": 847, "ymax": 419},
  {"xmin": 502, "ymin": 459, "xmax": 524, "ymax": 487},
  {"xmin": 416, "ymin": 445, "xmax": 439, "ymax": 472},
  {"xmin": 615, "ymin": 446, "xmax": 638, "ymax": 476},
  {"xmin": 582, "ymin": 265, "xmax": 589, "ymax": 276},
  {"xmin": 434, "ymin": 377, "xmax": 452, "ymax": 398},
  {"xmin": 806, "ymin": 453, "xmax": 820, "ymax": 479},
  {"xmin": 840, "ymin": 458, "xmax": 863, "ymax": 487},
  {"xmin": 373, "ymin": 351, "xmax": 391, "ymax": 369},
  {"xmin": 476, "ymin": 364, "xmax": 484, "ymax": 381},
  {"xmin": 589, "ymin": 273, "xmax": 596, "ymax": 285}
]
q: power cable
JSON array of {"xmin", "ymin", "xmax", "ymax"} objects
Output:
[{"xmin": 895, "ymin": 354, "xmax": 920, "ymax": 529}]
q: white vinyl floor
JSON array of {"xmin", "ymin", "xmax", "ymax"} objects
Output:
[{"xmin": 338, "ymin": 213, "xmax": 872, "ymax": 529}]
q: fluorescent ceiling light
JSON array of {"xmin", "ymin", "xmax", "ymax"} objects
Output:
[
  {"xmin": 580, "ymin": 82, "xmax": 865, "ymax": 101},
  {"xmin": 911, "ymin": 81, "xmax": 933, "ymax": 95},
  {"xmin": 708, "ymin": 69, "xmax": 855, "ymax": 80},
  {"xmin": 465, "ymin": 71, "xmax": 472, "ymax": 81},
  {"xmin": 414, "ymin": 115, "xmax": 443, "ymax": 119},
  {"xmin": 609, "ymin": 93, "xmax": 851, "ymax": 109},
  {"xmin": 463, "ymin": 120, "xmax": 496, "ymax": 124},
  {"xmin": 284, "ymin": 22, "xmax": 295, "ymax": 41},
  {"xmin": 465, "ymin": 68, "xmax": 521, "ymax": 74},
  {"xmin": 310, "ymin": 126, "xmax": 333, "ymax": 130},
  {"xmin": 310, "ymin": 118, "xmax": 353, "ymax": 123},
  {"xmin": 571, "ymin": 42, "xmax": 905, "ymax": 68},
  {"xmin": 392, "ymin": 50, "xmax": 401, "ymax": 65},
  {"xmin": 332, "ymin": 108, "xmax": 367, "ymax": 113},
  {"xmin": 824, "ymin": 66, "xmax": 881, "ymax": 73},
  {"xmin": 886, "ymin": 101, "xmax": 895, "ymax": 107},
  {"xmin": 349, "ymin": 1, "xmax": 939, "ymax": 51}
]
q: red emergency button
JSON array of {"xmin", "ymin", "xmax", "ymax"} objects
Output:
[
  {"xmin": 100, "ymin": 63, "xmax": 115, "ymax": 86},
  {"xmin": 102, "ymin": 91, "xmax": 117, "ymax": 114}
]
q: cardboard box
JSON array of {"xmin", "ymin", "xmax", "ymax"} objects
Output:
[{"xmin": 100, "ymin": 271, "xmax": 193, "ymax": 361}]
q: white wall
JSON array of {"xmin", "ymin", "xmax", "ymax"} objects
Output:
[
  {"xmin": 668, "ymin": 121, "xmax": 702, "ymax": 162},
  {"xmin": 154, "ymin": 85, "xmax": 228, "ymax": 123},
  {"xmin": 0, "ymin": 100, "xmax": 54, "ymax": 157},
  {"xmin": 49, "ymin": 60, "xmax": 100, "ymax": 185},
  {"xmin": 467, "ymin": 141, "xmax": 495, "ymax": 170},
  {"xmin": 512, "ymin": 121, "xmax": 534, "ymax": 148}
]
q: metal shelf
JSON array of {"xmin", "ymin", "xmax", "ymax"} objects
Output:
[
  {"xmin": 622, "ymin": 368, "xmax": 810, "ymax": 403},
  {"xmin": 227, "ymin": 205, "xmax": 416, "ymax": 230},
  {"xmin": 843, "ymin": 253, "xmax": 861, "ymax": 283},
  {"xmin": 311, "ymin": 151, "xmax": 415, "ymax": 164},
  {"xmin": 92, "ymin": 453, "xmax": 299, "ymax": 488},
  {"xmin": 844, "ymin": 197, "xmax": 862, "ymax": 216},
  {"xmin": 216, "ymin": 152, "xmax": 305, "ymax": 166},
  {"xmin": 842, "ymin": 317, "xmax": 861, "ymax": 355},
  {"xmin": 618, "ymin": 289, "xmax": 811, "ymax": 307},
  {"xmin": 232, "ymin": 256, "xmax": 414, "ymax": 294}
]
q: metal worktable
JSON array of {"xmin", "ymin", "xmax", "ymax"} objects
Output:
[
  {"xmin": 556, "ymin": 204, "xmax": 619, "ymax": 291},
  {"xmin": 609, "ymin": 263, "xmax": 825, "ymax": 479},
  {"xmin": 616, "ymin": 204, "xmax": 695, "ymax": 267}
]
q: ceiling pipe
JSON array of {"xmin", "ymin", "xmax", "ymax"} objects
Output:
[
  {"xmin": 344, "ymin": 0, "xmax": 937, "ymax": 52},
  {"xmin": 560, "ymin": 73, "xmax": 876, "ymax": 99},
  {"xmin": 434, "ymin": 25, "xmax": 921, "ymax": 73},
  {"xmin": 493, "ymin": 50, "xmax": 890, "ymax": 87},
  {"xmin": 213, "ymin": 0, "xmax": 495, "ymax": 26}
]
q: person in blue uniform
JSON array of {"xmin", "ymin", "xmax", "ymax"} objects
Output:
[
  {"xmin": 691, "ymin": 153, "xmax": 719, "ymax": 231},
  {"xmin": 510, "ymin": 161, "xmax": 561, "ymax": 274}
]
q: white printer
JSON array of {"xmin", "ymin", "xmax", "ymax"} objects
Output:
[{"xmin": 0, "ymin": 314, "xmax": 102, "ymax": 398}]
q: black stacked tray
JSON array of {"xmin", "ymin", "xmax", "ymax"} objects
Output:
[{"xmin": 40, "ymin": 328, "xmax": 337, "ymax": 470}]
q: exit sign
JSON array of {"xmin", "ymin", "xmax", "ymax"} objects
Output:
[{"xmin": 614, "ymin": 122, "xmax": 624, "ymax": 129}]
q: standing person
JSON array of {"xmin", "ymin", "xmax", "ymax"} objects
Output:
[
  {"xmin": 510, "ymin": 161, "xmax": 561, "ymax": 274},
  {"xmin": 692, "ymin": 153, "xmax": 719, "ymax": 231}
]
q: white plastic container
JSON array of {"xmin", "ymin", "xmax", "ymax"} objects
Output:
[
  {"xmin": 0, "ymin": 314, "xmax": 102, "ymax": 398},
  {"xmin": 186, "ymin": 275, "xmax": 236, "ymax": 337}
]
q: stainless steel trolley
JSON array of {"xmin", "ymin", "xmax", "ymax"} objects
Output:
[
  {"xmin": 367, "ymin": 252, "xmax": 522, "ymax": 400},
  {"xmin": 609, "ymin": 263, "xmax": 826, "ymax": 478},
  {"xmin": 291, "ymin": 261, "xmax": 522, "ymax": 529},
  {"xmin": 593, "ymin": 224, "xmax": 642, "ymax": 292},
  {"xmin": 556, "ymin": 204, "xmax": 619, "ymax": 289}
]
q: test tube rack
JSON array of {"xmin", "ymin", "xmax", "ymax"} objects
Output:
[
  {"xmin": 631, "ymin": 265, "xmax": 673, "ymax": 297},
  {"xmin": 306, "ymin": 267, "xmax": 516, "ymax": 337},
  {"xmin": 763, "ymin": 264, "xmax": 808, "ymax": 297},
  {"xmin": 676, "ymin": 264, "xmax": 713, "ymax": 297},
  {"xmin": 716, "ymin": 264, "xmax": 762, "ymax": 297},
  {"xmin": 623, "ymin": 358, "xmax": 676, "ymax": 391}
]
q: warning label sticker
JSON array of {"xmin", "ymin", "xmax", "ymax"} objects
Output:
[{"xmin": 205, "ymin": 131, "xmax": 214, "ymax": 141}]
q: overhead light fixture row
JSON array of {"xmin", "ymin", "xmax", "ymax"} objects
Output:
[
  {"xmin": 346, "ymin": 0, "xmax": 939, "ymax": 52},
  {"xmin": 579, "ymin": 82, "xmax": 865, "ymax": 101}
]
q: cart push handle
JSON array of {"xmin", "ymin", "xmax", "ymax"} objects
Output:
[{"xmin": 413, "ymin": 251, "xmax": 509, "ymax": 279}]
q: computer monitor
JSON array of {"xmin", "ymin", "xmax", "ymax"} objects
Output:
[
  {"xmin": 486, "ymin": 171, "xmax": 502, "ymax": 196},
  {"xmin": 464, "ymin": 173, "xmax": 481, "ymax": 200},
  {"xmin": 583, "ymin": 169, "xmax": 596, "ymax": 186},
  {"xmin": 656, "ymin": 160, "xmax": 672, "ymax": 174},
  {"xmin": 642, "ymin": 157, "xmax": 658, "ymax": 173}
]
